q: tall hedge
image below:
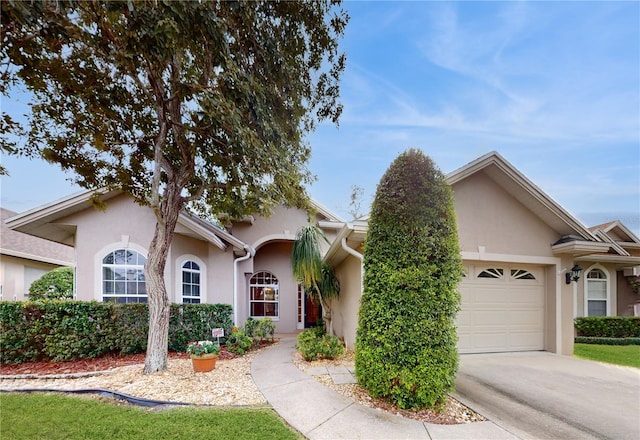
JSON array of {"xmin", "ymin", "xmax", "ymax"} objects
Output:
[
  {"xmin": 355, "ymin": 148, "xmax": 463, "ymax": 409},
  {"xmin": 0, "ymin": 301, "xmax": 233, "ymax": 364}
]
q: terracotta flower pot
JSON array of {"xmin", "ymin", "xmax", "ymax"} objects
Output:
[{"xmin": 190, "ymin": 353, "xmax": 218, "ymax": 372}]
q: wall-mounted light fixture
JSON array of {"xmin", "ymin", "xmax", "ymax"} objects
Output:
[{"xmin": 565, "ymin": 264, "xmax": 582, "ymax": 284}]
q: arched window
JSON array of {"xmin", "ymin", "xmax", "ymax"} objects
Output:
[
  {"xmin": 249, "ymin": 271, "xmax": 279, "ymax": 318},
  {"xmin": 181, "ymin": 260, "xmax": 201, "ymax": 304},
  {"xmin": 585, "ymin": 267, "xmax": 609, "ymax": 316},
  {"xmin": 102, "ymin": 249, "xmax": 146, "ymax": 303}
]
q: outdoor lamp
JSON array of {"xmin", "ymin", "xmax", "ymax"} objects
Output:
[{"xmin": 565, "ymin": 264, "xmax": 582, "ymax": 284}]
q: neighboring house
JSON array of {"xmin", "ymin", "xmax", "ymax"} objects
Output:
[
  {"xmin": 325, "ymin": 152, "xmax": 640, "ymax": 356},
  {"xmin": 5, "ymin": 151, "xmax": 640, "ymax": 354},
  {"xmin": 0, "ymin": 207, "xmax": 74, "ymax": 300}
]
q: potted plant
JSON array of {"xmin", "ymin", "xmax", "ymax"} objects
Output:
[{"xmin": 186, "ymin": 340, "xmax": 220, "ymax": 372}]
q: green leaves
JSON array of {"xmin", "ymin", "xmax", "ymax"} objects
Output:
[
  {"xmin": 355, "ymin": 149, "xmax": 463, "ymax": 409},
  {"xmin": 0, "ymin": 302, "xmax": 234, "ymax": 364},
  {"xmin": 28, "ymin": 267, "xmax": 74, "ymax": 300},
  {"xmin": 2, "ymin": 0, "xmax": 348, "ymax": 218},
  {"xmin": 291, "ymin": 225, "xmax": 325, "ymax": 290}
]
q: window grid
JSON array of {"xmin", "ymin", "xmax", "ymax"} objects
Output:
[
  {"xmin": 250, "ymin": 271, "xmax": 279, "ymax": 318},
  {"xmin": 182, "ymin": 261, "xmax": 201, "ymax": 304},
  {"xmin": 586, "ymin": 269, "xmax": 608, "ymax": 317},
  {"xmin": 102, "ymin": 249, "xmax": 147, "ymax": 304}
]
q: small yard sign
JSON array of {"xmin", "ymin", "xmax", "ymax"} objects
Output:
[{"xmin": 211, "ymin": 328, "xmax": 224, "ymax": 338}]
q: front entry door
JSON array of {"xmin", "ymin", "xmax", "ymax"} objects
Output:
[{"xmin": 304, "ymin": 294, "xmax": 322, "ymax": 328}]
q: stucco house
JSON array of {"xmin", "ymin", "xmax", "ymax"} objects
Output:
[
  {"xmin": 0, "ymin": 207, "xmax": 74, "ymax": 300},
  {"xmin": 4, "ymin": 190, "xmax": 343, "ymax": 332},
  {"xmin": 5, "ymin": 151, "xmax": 640, "ymax": 355},
  {"xmin": 325, "ymin": 152, "xmax": 640, "ymax": 356}
]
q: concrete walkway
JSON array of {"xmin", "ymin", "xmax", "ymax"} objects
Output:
[{"xmin": 251, "ymin": 337, "xmax": 518, "ymax": 440}]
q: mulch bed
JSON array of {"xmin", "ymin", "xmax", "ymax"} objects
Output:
[{"xmin": 0, "ymin": 346, "xmax": 239, "ymax": 376}]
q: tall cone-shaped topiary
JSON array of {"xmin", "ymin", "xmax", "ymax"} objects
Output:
[{"xmin": 355, "ymin": 148, "xmax": 463, "ymax": 409}]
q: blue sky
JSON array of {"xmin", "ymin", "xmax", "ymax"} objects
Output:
[{"xmin": 1, "ymin": 1, "xmax": 639, "ymax": 235}]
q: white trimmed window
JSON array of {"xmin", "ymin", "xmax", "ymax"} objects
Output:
[
  {"xmin": 586, "ymin": 268, "xmax": 609, "ymax": 316},
  {"xmin": 249, "ymin": 271, "xmax": 279, "ymax": 319},
  {"xmin": 102, "ymin": 249, "xmax": 147, "ymax": 303},
  {"xmin": 181, "ymin": 261, "xmax": 201, "ymax": 304}
]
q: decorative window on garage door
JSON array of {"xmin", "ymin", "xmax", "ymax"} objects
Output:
[
  {"xmin": 477, "ymin": 268, "xmax": 503, "ymax": 279},
  {"xmin": 510, "ymin": 269, "xmax": 536, "ymax": 280}
]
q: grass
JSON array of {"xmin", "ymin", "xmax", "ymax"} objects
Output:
[
  {"xmin": 0, "ymin": 393, "xmax": 303, "ymax": 440},
  {"xmin": 573, "ymin": 343, "xmax": 640, "ymax": 369}
]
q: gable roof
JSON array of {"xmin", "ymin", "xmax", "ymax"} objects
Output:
[
  {"xmin": 447, "ymin": 151, "xmax": 598, "ymax": 240},
  {"xmin": 589, "ymin": 220, "xmax": 640, "ymax": 245},
  {"xmin": 4, "ymin": 189, "xmax": 247, "ymax": 251},
  {"xmin": 1, "ymin": 207, "xmax": 74, "ymax": 266},
  {"xmin": 310, "ymin": 199, "xmax": 344, "ymax": 223},
  {"xmin": 327, "ymin": 151, "xmax": 640, "ymax": 265}
]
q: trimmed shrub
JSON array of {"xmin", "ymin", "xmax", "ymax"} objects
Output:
[
  {"xmin": 256, "ymin": 317, "xmax": 276, "ymax": 342},
  {"xmin": 355, "ymin": 149, "xmax": 463, "ymax": 410},
  {"xmin": 168, "ymin": 303, "xmax": 233, "ymax": 351},
  {"xmin": 244, "ymin": 317, "xmax": 259, "ymax": 339},
  {"xmin": 296, "ymin": 328, "xmax": 344, "ymax": 361},
  {"xmin": 0, "ymin": 301, "xmax": 233, "ymax": 364},
  {"xmin": 226, "ymin": 328, "xmax": 254, "ymax": 355},
  {"xmin": 28, "ymin": 267, "xmax": 74, "ymax": 300},
  {"xmin": 574, "ymin": 317, "xmax": 640, "ymax": 338},
  {"xmin": 575, "ymin": 337, "xmax": 640, "ymax": 346}
]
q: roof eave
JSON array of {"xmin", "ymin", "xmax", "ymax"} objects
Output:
[{"xmin": 551, "ymin": 241, "xmax": 612, "ymax": 257}]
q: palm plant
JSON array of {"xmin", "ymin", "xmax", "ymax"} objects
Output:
[{"xmin": 291, "ymin": 225, "xmax": 340, "ymax": 334}]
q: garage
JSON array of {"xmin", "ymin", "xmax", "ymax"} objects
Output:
[{"xmin": 457, "ymin": 264, "xmax": 545, "ymax": 353}]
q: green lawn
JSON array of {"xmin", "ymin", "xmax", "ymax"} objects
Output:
[
  {"xmin": 573, "ymin": 343, "xmax": 640, "ymax": 369},
  {"xmin": 0, "ymin": 393, "xmax": 302, "ymax": 440}
]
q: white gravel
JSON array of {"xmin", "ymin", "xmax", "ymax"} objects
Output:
[{"xmin": 0, "ymin": 351, "xmax": 267, "ymax": 406}]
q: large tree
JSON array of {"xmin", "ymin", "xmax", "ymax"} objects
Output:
[
  {"xmin": 355, "ymin": 149, "xmax": 462, "ymax": 409},
  {"xmin": 1, "ymin": 0, "xmax": 348, "ymax": 373}
]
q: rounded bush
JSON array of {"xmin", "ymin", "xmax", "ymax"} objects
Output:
[
  {"xmin": 28, "ymin": 267, "xmax": 74, "ymax": 300},
  {"xmin": 355, "ymin": 148, "xmax": 463, "ymax": 409}
]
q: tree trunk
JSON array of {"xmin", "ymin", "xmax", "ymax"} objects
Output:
[
  {"xmin": 143, "ymin": 184, "xmax": 183, "ymax": 374},
  {"xmin": 319, "ymin": 297, "xmax": 333, "ymax": 336}
]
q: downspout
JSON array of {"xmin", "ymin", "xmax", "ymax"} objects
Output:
[
  {"xmin": 233, "ymin": 245, "xmax": 254, "ymax": 326},
  {"xmin": 341, "ymin": 237, "xmax": 363, "ymax": 291}
]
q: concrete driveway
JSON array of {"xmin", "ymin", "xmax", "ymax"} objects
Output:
[{"xmin": 454, "ymin": 352, "xmax": 640, "ymax": 440}]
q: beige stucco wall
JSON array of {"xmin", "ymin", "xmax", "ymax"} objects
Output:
[
  {"xmin": 60, "ymin": 194, "xmax": 237, "ymax": 305},
  {"xmin": 231, "ymin": 205, "xmax": 309, "ymax": 248},
  {"xmin": 60, "ymin": 194, "xmax": 156, "ymax": 300},
  {"xmin": 331, "ymin": 251, "xmax": 363, "ymax": 349},
  {"xmin": 452, "ymin": 172, "xmax": 559, "ymax": 257},
  {"xmin": 330, "ymin": 171, "xmax": 586, "ymax": 355},
  {"xmin": 617, "ymin": 271, "xmax": 639, "ymax": 316},
  {"xmin": 0, "ymin": 255, "xmax": 63, "ymax": 301}
]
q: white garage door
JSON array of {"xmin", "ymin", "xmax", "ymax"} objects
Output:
[{"xmin": 457, "ymin": 264, "xmax": 545, "ymax": 353}]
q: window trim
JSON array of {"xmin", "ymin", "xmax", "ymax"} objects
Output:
[
  {"xmin": 97, "ymin": 244, "xmax": 148, "ymax": 303},
  {"xmin": 249, "ymin": 271, "xmax": 280, "ymax": 320},
  {"xmin": 176, "ymin": 254, "xmax": 206, "ymax": 304},
  {"xmin": 583, "ymin": 264, "xmax": 610, "ymax": 317}
]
